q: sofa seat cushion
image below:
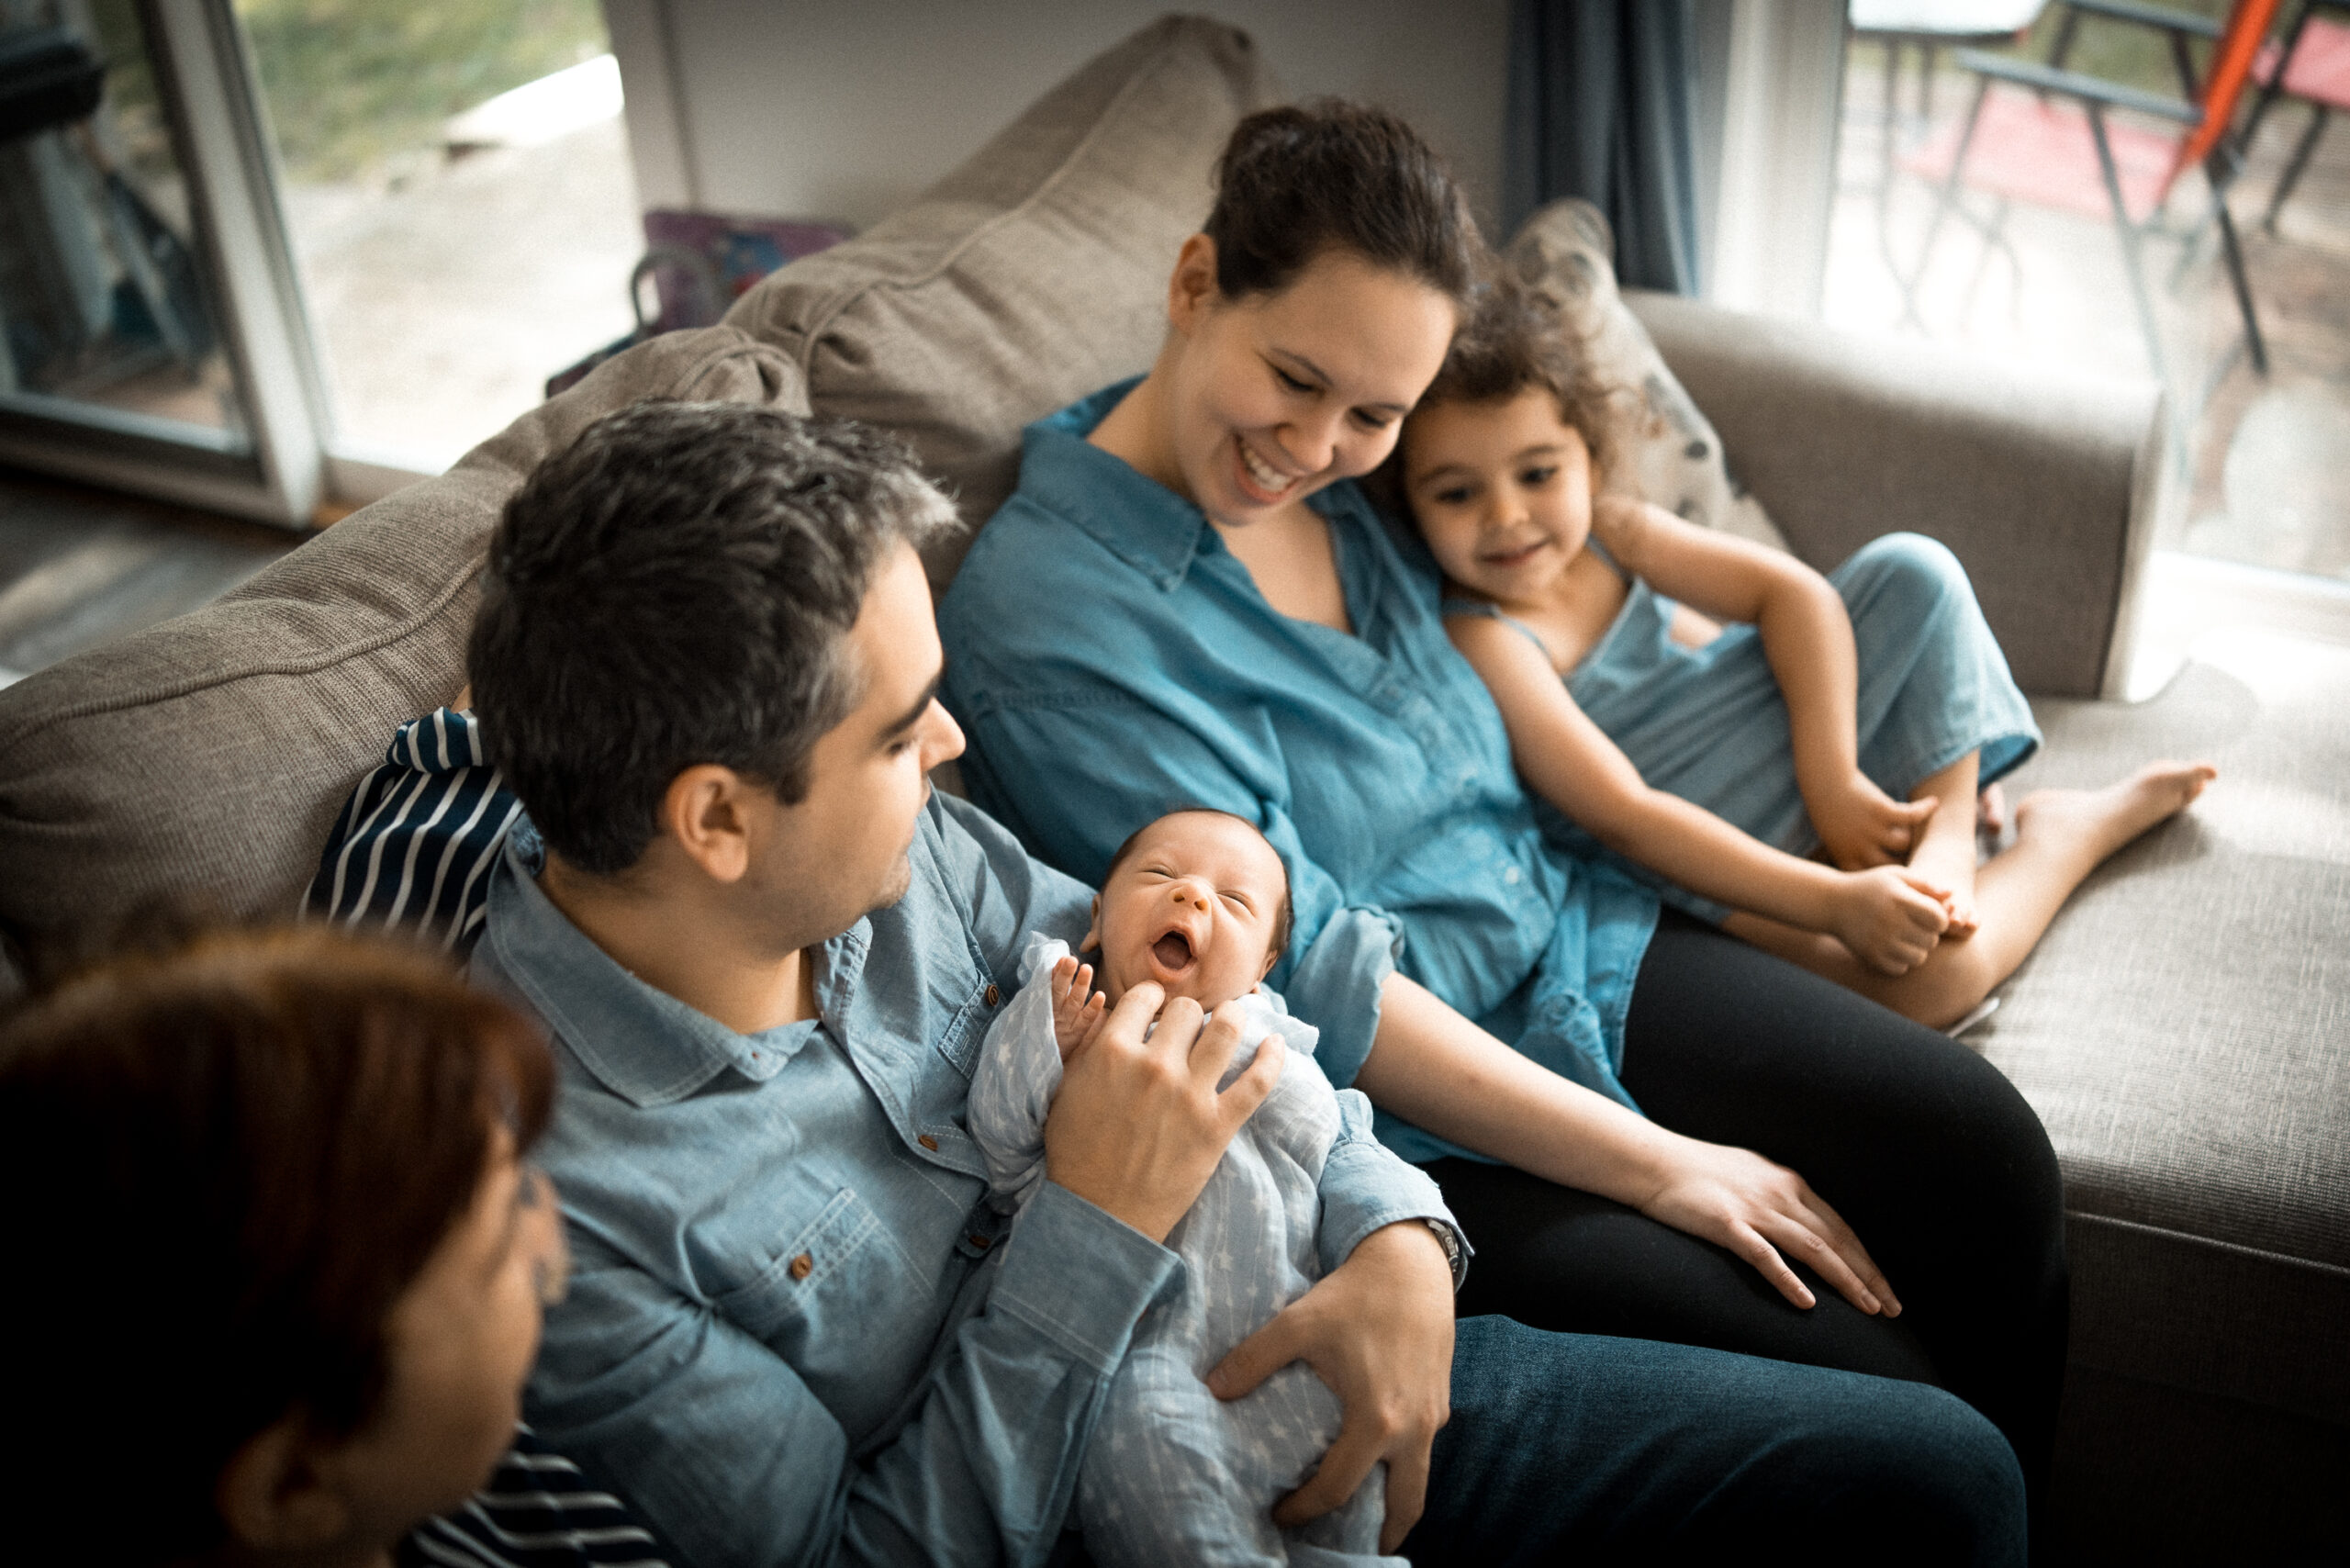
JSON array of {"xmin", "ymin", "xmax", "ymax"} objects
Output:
[
  {"xmin": 1980, "ymin": 628, "xmax": 2350, "ymax": 1426},
  {"xmin": 0, "ymin": 329, "xmax": 807, "ymax": 947},
  {"xmin": 722, "ymin": 15, "xmax": 1277, "ymax": 587}
]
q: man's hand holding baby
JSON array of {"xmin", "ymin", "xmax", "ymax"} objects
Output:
[{"xmin": 1044, "ymin": 981, "xmax": 1284, "ymax": 1245}]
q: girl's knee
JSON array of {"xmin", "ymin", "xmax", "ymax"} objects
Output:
[{"xmin": 1839, "ymin": 532, "xmax": 1972, "ymax": 620}]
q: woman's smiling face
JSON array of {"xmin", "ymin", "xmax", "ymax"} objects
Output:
[{"xmin": 1159, "ymin": 235, "xmax": 1458, "ymax": 528}]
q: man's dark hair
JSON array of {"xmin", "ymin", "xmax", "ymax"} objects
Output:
[
  {"xmin": 467, "ymin": 401, "xmax": 957, "ymax": 875},
  {"xmin": 1101, "ymin": 808, "xmax": 1295, "ymax": 963},
  {"xmin": 1205, "ymin": 98, "xmax": 1484, "ymax": 310}
]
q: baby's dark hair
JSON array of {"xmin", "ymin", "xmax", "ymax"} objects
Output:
[
  {"xmin": 1102, "ymin": 809, "xmax": 1294, "ymax": 963},
  {"xmin": 1205, "ymin": 99, "xmax": 1483, "ymax": 311},
  {"xmin": 1402, "ymin": 272, "xmax": 1628, "ymax": 488}
]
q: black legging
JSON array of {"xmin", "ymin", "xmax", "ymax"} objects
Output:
[{"xmin": 1421, "ymin": 912, "xmax": 2068, "ymax": 1499}]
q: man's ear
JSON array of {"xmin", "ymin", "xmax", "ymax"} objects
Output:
[
  {"xmin": 1167, "ymin": 232, "xmax": 1221, "ymax": 334},
  {"xmin": 1080, "ymin": 895, "xmax": 1103, "ymax": 955},
  {"xmin": 216, "ymin": 1413, "xmax": 352, "ymax": 1554},
  {"xmin": 661, "ymin": 766, "xmax": 757, "ymax": 884}
]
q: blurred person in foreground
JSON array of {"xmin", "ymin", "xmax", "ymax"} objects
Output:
[{"xmin": 0, "ymin": 924, "xmax": 653, "ymax": 1568}]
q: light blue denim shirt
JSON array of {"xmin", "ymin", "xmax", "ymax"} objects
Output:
[
  {"xmin": 471, "ymin": 790, "xmax": 1457, "ymax": 1568},
  {"xmin": 938, "ymin": 383, "xmax": 1662, "ymax": 1155}
]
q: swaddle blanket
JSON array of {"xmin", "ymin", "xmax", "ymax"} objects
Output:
[{"xmin": 968, "ymin": 934, "xmax": 1401, "ymax": 1567}]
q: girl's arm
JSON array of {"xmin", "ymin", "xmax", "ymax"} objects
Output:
[
  {"xmin": 1593, "ymin": 498, "xmax": 1934, "ymax": 870},
  {"xmin": 1354, "ymin": 972, "xmax": 1898, "ymax": 1316},
  {"xmin": 1448, "ymin": 614, "xmax": 1951, "ymax": 974}
]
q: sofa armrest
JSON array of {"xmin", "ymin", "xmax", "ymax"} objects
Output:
[{"xmin": 1625, "ymin": 289, "xmax": 2165, "ymax": 700}]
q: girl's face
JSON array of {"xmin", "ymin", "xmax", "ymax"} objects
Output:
[
  {"xmin": 1160, "ymin": 235, "xmax": 1457, "ymax": 529},
  {"xmin": 1401, "ymin": 387, "xmax": 1595, "ymax": 602}
]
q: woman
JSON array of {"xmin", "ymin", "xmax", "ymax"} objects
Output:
[
  {"xmin": 939, "ymin": 100, "xmax": 2066, "ymax": 1496},
  {"xmin": 0, "ymin": 924, "xmax": 654, "ymax": 1568}
]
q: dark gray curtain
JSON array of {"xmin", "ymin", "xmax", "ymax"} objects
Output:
[{"xmin": 1503, "ymin": 0, "xmax": 1701, "ymax": 295}]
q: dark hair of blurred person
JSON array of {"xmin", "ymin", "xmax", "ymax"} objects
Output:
[{"xmin": 0, "ymin": 924, "xmax": 565, "ymax": 1568}]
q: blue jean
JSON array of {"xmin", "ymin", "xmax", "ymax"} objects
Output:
[{"xmin": 1405, "ymin": 1316, "xmax": 2025, "ymax": 1565}]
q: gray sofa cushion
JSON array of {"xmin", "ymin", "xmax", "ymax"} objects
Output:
[
  {"xmin": 0, "ymin": 329, "xmax": 806, "ymax": 946},
  {"xmin": 1986, "ymin": 630, "xmax": 2350, "ymax": 1427},
  {"xmin": 722, "ymin": 14, "xmax": 1278, "ymax": 586}
]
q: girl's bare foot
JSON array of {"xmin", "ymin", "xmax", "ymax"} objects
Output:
[
  {"xmin": 1977, "ymin": 782, "xmax": 2007, "ymax": 840},
  {"xmin": 2012, "ymin": 760, "xmax": 2217, "ymax": 868}
]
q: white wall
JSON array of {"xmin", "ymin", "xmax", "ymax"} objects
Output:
[{"xmin": 603, "ymin": 0, "xmax": 1512, "ymax": 233}]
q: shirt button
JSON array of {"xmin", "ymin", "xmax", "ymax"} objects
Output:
[
  {"xmin": 1504, "ymin": 865, "xmax": 1521, "ymax": 885},
  {"xmin": 985, "ymin": 983, "xmax": 1002, "ymax": 1007},
  {"xmin": 968, "ymin": 1233, "xmax": 993, "ymax": 1251},
  {"xmin": 918, "ymin": 1134, "xmax": 939, "ymax": 1151},
  {"xmin": 788, "ymin": 1252, "xmax": 813, "ymax": 1281}
]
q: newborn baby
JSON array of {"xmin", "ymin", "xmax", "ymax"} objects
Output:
[{"xmin": 968, "ymin": 810, "xmax": 1400, "ymax": 1568}]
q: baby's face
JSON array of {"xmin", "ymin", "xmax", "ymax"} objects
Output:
[
  {"xmin": 1402, "ymin": 387, "xmax": 1595, "ymax": 604},
  {"xmin": 1084, "ymin": 812, "xmax": 1288, "ymax": 1011}
]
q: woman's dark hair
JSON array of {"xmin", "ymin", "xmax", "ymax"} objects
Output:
[
  {"xmin": 1396, "ymin": 270, "xmax": 1629, "ymax": 488},
  {"xmin": 1205, "ymin": 99, "xmax": 1483, "ymax": 309},
  {"xmin": 468, "ymin": 400, "xmax": 957, "ymax": 876},
  {"xmin": 0, "ymin": 924, "xmax": 555, "ymax": 1563}
]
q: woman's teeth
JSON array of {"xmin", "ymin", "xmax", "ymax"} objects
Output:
[{"xmin": 1240, "ymin": 443, "xmax": 1292, "ymax": 496}]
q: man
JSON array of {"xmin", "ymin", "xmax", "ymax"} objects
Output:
[{"xmin": 462, "ymin": 401, "xmax": 2023, "ymax": 1567}]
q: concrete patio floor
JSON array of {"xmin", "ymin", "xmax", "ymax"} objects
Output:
[{"xmin": 1825, "ymin": 41, "xmax": 2350, "ymax": 585}]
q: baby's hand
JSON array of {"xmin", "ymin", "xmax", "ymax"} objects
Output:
[
  {"xmin": 1831, "ymin": 866, "xmax": 1953, "ymax": 976},
  {"xmin": 1808, "ymin": 768, "xmax": 1939, "ymax": 871},
  {"xmin": 1050, "ymin": 955, "xmax": 1107, "ymax": 1060}
]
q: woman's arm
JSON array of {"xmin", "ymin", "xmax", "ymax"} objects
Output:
[
  {"xmin": 1595, "ymin": 499, "xmax": 1934, "ymax": 870},
  {"xmin": 1448, "ymin": 616, "xmax": 1950, "ymax": 974},
  {"xmin": 1353, "ymin": 972, "xmax": 1899, "ymax": 1316}
]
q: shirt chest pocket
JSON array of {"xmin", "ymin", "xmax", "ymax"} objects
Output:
[{"xmin": 705, "ymin": 1186, "xmax": 942, "ymax": 1439}]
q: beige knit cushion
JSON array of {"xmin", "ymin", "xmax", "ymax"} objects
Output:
[
  {"xmin": 0, "ymin": 329, "xmax": 807, "ymax": 948},
  {"xmin": 723, "ymin": 14, "xmax": 1280, "ymax": 588},
  {"xmin": 1506, "ymin": 199, "xmax": 1790, "ymax": 552}
]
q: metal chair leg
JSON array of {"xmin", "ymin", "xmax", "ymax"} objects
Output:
[
  {"xmin": 1903, "ymin": 75, "xmax": 1993, "ymax": 330},
  {"xmin": 2263, "ymin": 105, "xmax": 2331, "ymax": 233},
  {"xmin": 2087, "ymin": 106, "xmax": 2168, "ymax": 385},
  {"xmin": 2211, "ymin": 185, "xmax": 2271, "ymax": 375}
]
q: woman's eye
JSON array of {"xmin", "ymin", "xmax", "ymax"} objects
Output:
[
  {"xmin": 1275, "ymin": 367, "xmax": 1314, "ymax": 394},
  {"xmin": 1349, "ymin": 409, "xmax": 1395, "ymax": 431}
]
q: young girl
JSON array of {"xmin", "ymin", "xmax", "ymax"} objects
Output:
[{"xmin": 1395, "ymin": 277, "xmax": 2215, "ymax": 1028}]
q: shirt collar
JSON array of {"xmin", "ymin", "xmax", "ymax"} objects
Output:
[
  {"xmin": 478, "ymin": 844, "xmax": 831, "ymax": 1107},
  {"xmin": 1021, "ymin": 380, "xmax": 1212, "ymax": 593}
]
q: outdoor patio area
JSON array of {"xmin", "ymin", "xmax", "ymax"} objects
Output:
[{"xmin": 1825, "ymin": 26, "xmax": 2350, "ymax": 584}]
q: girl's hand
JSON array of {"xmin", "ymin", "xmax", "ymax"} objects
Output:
[
  {"xmin": 1807, "ymin": 767, "xmax": 1938, "ymax": 870},
  {"xmin": 1830, "ymin": 866, "xmax": 1953, "ymax": 975},
  {"xmin": 1638, "ymin": 1134, "xmax": 1901, "ymax": 1318},
  {"xmin": 1049, "ymin": 955, "xmax": 1106, "ymax": 1059}
]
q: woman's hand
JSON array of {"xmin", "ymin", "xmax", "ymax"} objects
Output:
[
  {"xmin": 1637, "ymin": 1133, "xmax": 1900, "ymax": 1317},
  {"xmin": 1206, "ymin": 1219, "xmax": 1455, "ymax": 1552},
  {"xmin": 1807, "ymin": 767, "xmax": 1938, "ymax": 870},
  {"xmin": 1830, "ymin": 866, "xmax": 1953, "ymax": 975}
]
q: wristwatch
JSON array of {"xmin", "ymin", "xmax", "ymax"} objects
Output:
[{"xmin": 1424, "ymin": 1217, "xmax": 1467, "ymax": 1291}]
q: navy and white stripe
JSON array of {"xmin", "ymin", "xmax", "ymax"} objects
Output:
[
  {"xmin": 398, "ymin": 1428, "xmax": 669, "ymax": 1568},
  {"xmin": 305, "ymin": 707, "xmax": 525, "ymax": 956}
]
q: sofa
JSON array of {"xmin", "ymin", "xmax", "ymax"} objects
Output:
[{"xmin": 0, "ymin": 17, "xmax": 2340, "ymax": 1562}]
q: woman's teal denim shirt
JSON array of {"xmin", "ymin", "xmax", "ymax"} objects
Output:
[
  {"xmin": 939, "ymin": 383, "xmax": 1661, "ymax": 1156},
  {"xmin": 475, "ymin": 790, "xmax": 1454, "ymax": 1568}
]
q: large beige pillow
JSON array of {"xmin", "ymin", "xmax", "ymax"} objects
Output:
[
  {"xmin": 0, "ymin": 329, "xmax": 807, "ymax": 951},
  {"xmin": 724, "ymin": 15, "xmax": 1280, "ymax": 588},
  {"xmin": 1505, "ymin": 199, "xmax": 1790, "ymax": 553}
]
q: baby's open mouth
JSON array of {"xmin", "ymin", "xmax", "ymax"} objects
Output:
[{"xmin": 1151, "ymin": 928, "xmax": 1195, "ymax": 972}]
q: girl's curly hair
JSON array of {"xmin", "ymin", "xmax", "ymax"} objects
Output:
[{"xmin": 1383, "ymin": 273, "xmax": 1631, "ymax": 510}]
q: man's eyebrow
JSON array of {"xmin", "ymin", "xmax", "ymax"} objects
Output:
[{"xmin": 881, "ymin": 673, "xmax": 943, "ymax": 740}]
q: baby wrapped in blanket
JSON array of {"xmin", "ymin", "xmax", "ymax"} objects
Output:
[{"xmin": 968, "ymin": 809, "xmax": 1401, "ymax": 1568}]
